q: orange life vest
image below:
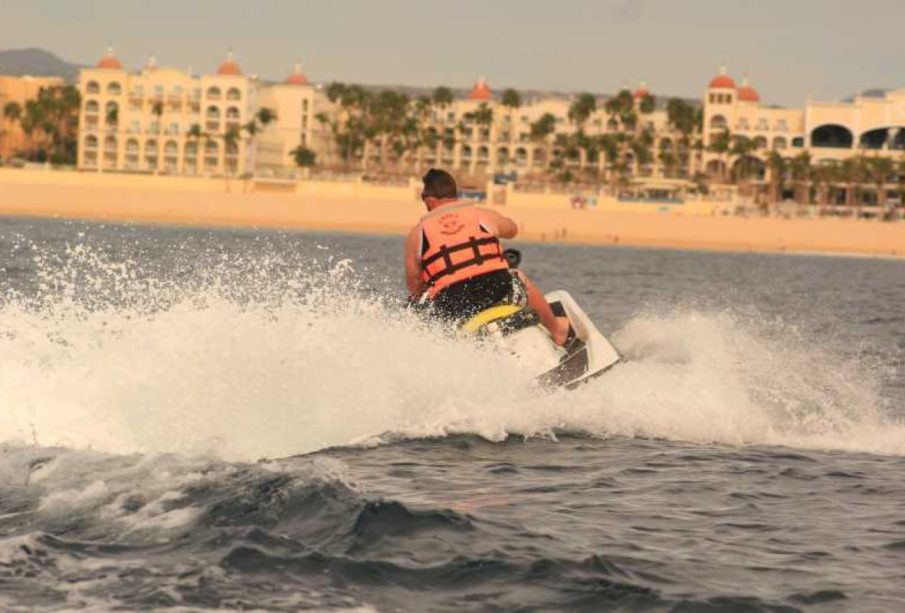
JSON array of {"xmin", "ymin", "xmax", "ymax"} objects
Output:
[{"xmin": 420, "ymin": 203, "xmax": 509, "ymax": 298}]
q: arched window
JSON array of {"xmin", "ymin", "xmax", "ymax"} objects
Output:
[
  {"xmin": 107, "ymin": 81, "xmax": 122, "ymax": 96},
  {"xmin": 103, "ymin": 135, "xmax": 117, "ymax": 151},
  {"xmin": 85, "ymin": 100, "xmax": 100, "ymax": 114},
  {"xmin": 515, "ymin": 147, "xmax": 528, "ymax": 166},
  {"xmin": 461, "ymin": 145, "xmax": 472, "ymax": 159},
  {"xmin": 84, "ymin": 135, "xmax": 98, "ymax": 149},
  {"xmin": 607, "ymin": 118, "xmax": 619, "ymax": 132},
  {"xmin": 810, "ymin": 124, "xmax": 853, "ymax": 149},
  {"xmin": 225, "ymin": 107, "xmax": 240, "ymax": 120},
  {"xmin": 226, "ymin": 87, "xmax": 241, "ymax": 101},
  {"xmin": 185, "ymin": 142, "xmax": 198, "ymax": 157},
  {"xmin": 533, "ymin": 148, "xmax": 545, "ymax": 166},
  {"xmin": 206, "ymin": 106, "xmax": 221, "ymax": 119},
  {"xmin": 204, "ymin": 140, "xmax": 219, "ymax": 154},
  {"xmin": 164, "ymin": 141, "xmax": 179, "ymax": 156},
  {"xmin": 86, "ymin": 81, "xmax": 100, "ymax": 94},
  {"xmin": 206, "ymin": 86, "xmax": 221, "ymax": 100},
  {"xmin": 477, "ymin": 146, "xmax": 489, "ymax": 160},
  {"xmin": 772, "ymin": 137, "xmax": 787, "ymax": 150},
  {"xmin": 792, "ymin": 137, "xmax": 804, "ymax": 148},
  {"xmin": 710, "ymin": 115, "xmax": 727, "ymax": 130},
  {"xmin": 753, "ymin": 136, "xmax": 768, "ymax": 149},
  {"xmin": 145, "ymin": 139, "xmax": 159, "ymax": 155},
  {"xmin": 497, "ymin": 147, "xmax": 509, "ymax": 164},
  {"xmin": 859, "ymin": 128, "xmax": 889, "ymax": 150},
  {"xmin": 126, "ymin": 139, "xmax": 139, "ymax": 154}
]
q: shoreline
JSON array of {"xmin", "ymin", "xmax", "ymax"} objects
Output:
[{"xmin": 1, "ymin": 169, "xmax": 903, "ymax": 259}]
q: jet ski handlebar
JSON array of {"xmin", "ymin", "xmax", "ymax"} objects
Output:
[{"xmin": 503, "ymin": 248, "xmax": 522, "ymax": 269}]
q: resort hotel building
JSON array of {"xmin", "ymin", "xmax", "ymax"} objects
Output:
[
  {"xmin": 0, "ymin": 74, "xmax": 64, "ymax": 161},
  {"xmin": 76, "ymin": 47, "xmax": 319, "ymax": 176},
  {"xmin": 702, "ymin": 65, "xmax": 905, "ymax": 178},
  {"xmin": 72, "ymin": 48, "xmax": 904, "ymax": 185}
]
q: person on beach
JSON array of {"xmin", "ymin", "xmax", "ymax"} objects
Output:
[{"xmin": 404, "ymin": 168, "xmax": 570, "ymax": 345}]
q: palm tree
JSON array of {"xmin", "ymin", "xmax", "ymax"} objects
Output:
[
  {"xmin": 789, "ymin": 151, "xmax": 812, "ymax": 205},
  {"xmin": 222, "ymin": 124, "xmax": 241, "ymax": 184},
  {"xmin": 766, "ymin": 151, "xmax": 787, "ymax": 206},
  {"xmin": 840, "ymin": 156, "xmax": 866, "ymax": 209},
  {"xmin": 290, "ymin": 145, "xmax": 316, "ymax": 169},
  {"xmin": 432, "ymin": 86, "xmax": 454, "ymax": 108},
  {"xmin": 865, "ymin": 156, "xmax": 895, "ymax": 215},
  {"xmin": 529, "ymin": 113, "xmax": 556, "ymax": 181},
  {"xmin": 898, "ymin": 159, "xmax": 905, "ymax": 216},
  {"xmin": 708, "ymin": 129, "xmax": 731, "ymax": 182},
  {"xmin": 152, "ymin": 100, "xmax": 164, "ymax": 131}
]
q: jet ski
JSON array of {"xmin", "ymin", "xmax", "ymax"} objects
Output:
[{"xmin": 458, "ymin": 249, "xmax": 622, "ymax": 389}]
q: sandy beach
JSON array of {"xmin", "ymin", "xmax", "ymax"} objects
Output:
[{"xmin": 1, "ymin": 168, "xmax": 903, "ymax": 257}]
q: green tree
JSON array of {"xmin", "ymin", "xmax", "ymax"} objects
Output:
[
  {"xmin": 766, "ymin": 151, "xmax": 787, "ymax": 206},
  {"xmin": 708, "ymin": 129, "xmax": 731, "ymax": 182},
  {"xmin": 501, "ymin": 88, "xmax": 521, "ymax": 110},
  {"xmin": 789, "ymin": 151, "xmax": 812, "ymax": 204},
  {"xmin": 290, "ymin": 145, "xmax": 316, "ymax": 168},
  {"xmin": 431, "ymin": 86, "xmax": 454, "ymax": 108},
  {"xmin": 865, "ymin": 156, "xmax": 895, "ymax": 212}
]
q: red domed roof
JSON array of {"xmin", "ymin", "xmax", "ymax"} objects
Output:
[
  {"xmin": 708, "ymin": 65, "xmax": 735, "ymax": 89},
  {"xmin": 96, "ymin": 46, "xmax": 123, "ymax": 70},
  {"xmin": 737, "ymin": 77, "xmax": 760, "ymax": 102},
  {"xmin": 217, "ymin": 50, "xmax": 242, "ymax": 76},
  {"xmin": 468, "ymin": 77, "xmax": 492, "ymax": 101},
  {"xmin": 286, "ymin": 60, "xmax": 308, "ymax": 85},
  {"xmin": 633, "ymin": 81, "xmax": 649, "ymax": 99}
]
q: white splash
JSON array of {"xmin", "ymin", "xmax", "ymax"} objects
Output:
[{"xmin": 0, "ymin": 243, "xmax": 902, "ymax": 460}]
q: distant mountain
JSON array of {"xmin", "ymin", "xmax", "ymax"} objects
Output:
[
  {"xmin": 0, "ymin": 48, "xmax": 81, "ymax": 81},
  {"xmin": 842, "ymin": 88, "xmax": 890, "ymax": 103}
]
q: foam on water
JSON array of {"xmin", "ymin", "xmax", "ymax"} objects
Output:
[{"xmin": 0, "ymin": 243, "xmax": 902, "ymax": 460}]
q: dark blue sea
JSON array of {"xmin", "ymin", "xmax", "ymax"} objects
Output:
[{"xmin": 0, "ymin": 218, "xmax": 903, "ymax": 611}]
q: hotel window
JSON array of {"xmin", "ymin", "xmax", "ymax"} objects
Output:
[
  {"xmin": 776, "ymin": 119, "xmax": 788, "ymax": 132},
  {"xmin": 757, "ymin": 118, "xmax": 768, "ymax": 131},
  {"xmin": 129, "ymin": 101, "xmax": 142, "ymax": 112},
  {"xmin": 86, "ymin": 81, "xmax": 100, "ymax": 94},
  {"xmin": 107, "ymin": 81, "xmax": 122, "ymax": 96},
  {"xmin": 130, "ymin": 120, "xmax": 140, "ymax": 133},
  {"xmin": 169, "ymin": 122, "xmax": 179, "ymax": 135},
  {"xmin": 85, "ymin": 100, "xmax": 100, "ymax": 115},
  {"xmin": 226, "ymin": 87, "xmax": 241, "ymax": 101},
  {"xmin": 206, "ymin": 86, "xmax": 221, "ymax": 100},
  {"xmin": 737, "ymin": 118, "xmax": 749, "ymax": 130}
]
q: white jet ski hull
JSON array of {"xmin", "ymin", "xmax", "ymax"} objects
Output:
[{"xmin": 491, "ymin": 290, "xmax": 621, "ymax": 388}]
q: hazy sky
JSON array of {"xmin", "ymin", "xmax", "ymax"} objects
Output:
[{"xmin": 2, "ymin": 0, "xmax": 903, "ymax": 106}]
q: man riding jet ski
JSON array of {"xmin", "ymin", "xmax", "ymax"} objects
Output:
[
  {"xmin": 404, "ymin": 168, "xmax": 621, "ymax": 388},
  {"xmin": 404, "ymin": 168, "xmax": 570, "ymax": 345}
]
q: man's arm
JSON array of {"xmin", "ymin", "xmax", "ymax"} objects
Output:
[
  {"xmin": 478, "ymin": 208, "xmax": 518, "ymax": 239},
  {"xmin": 404, "ymin": 225, "xmax": 426, "ymax": 298}
]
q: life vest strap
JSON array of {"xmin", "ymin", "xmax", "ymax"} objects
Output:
[{"xmin": 422, "ymin": 236, "xmax": 504, "ymax": 286}]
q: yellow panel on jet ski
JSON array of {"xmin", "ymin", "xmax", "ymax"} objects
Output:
[{"xmin": 461, "ymin": 304, "xmax": 522, "ymax": 333}]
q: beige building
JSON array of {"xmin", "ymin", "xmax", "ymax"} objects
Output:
[
  {"xmin": 256, "ymin": 61, "xmax": 320, "ymax": 175},
  {"xmin": 702, "ymin": 65, "xmax": 905, "ymax": 178},
  {"xmin": 0, "ymin": 74, "xmax": 65, "ymax": 160},
  {"xmin": 78, "ymin": 47, "xmax": 265, "ymax": 175}
]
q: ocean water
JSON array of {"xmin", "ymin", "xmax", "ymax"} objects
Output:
[{"xmin": 0, "ymin": 217, "xmax": 903, "ymax": 611}]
